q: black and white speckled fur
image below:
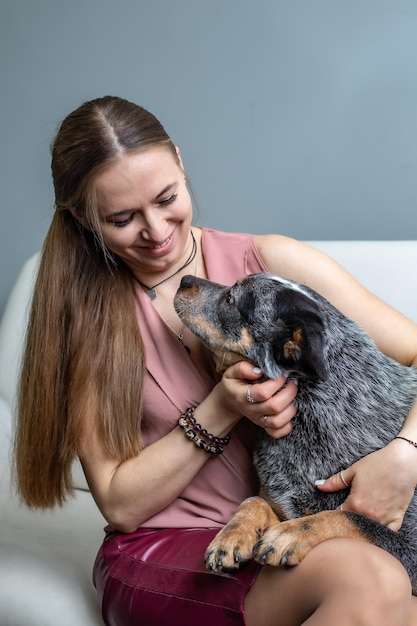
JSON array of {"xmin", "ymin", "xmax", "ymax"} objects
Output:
[{"xmin": 174, "ymin": 272, "xmax": 417, "ymax": 589}]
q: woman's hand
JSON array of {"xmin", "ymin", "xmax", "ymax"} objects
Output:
[
  {"xmin": 316, "ymin": 439, "xmax": 417, "ymax": 530},
  {"xmin": 217, "ymin": 360, "xmax": 298, "ymax": 438}
]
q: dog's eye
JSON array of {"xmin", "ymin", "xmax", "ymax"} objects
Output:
[{"xmin": 226, "ymin": 293, "xmax": 235, "ymax": 306}]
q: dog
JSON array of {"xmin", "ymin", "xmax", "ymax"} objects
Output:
[{"xmin": 174, "ymin": 272, "xmax": 417, "ymax": 592}]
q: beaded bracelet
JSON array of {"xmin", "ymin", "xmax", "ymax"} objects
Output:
[{"xmin": 178, "ymin": 407, "xmax": 231, "ymax": 455}]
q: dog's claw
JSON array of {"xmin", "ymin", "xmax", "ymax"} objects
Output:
[
  {"xmin": 204, "ymin": 547, "xmax": 244, "ymax": 572},
  {"xmin": 262, "ymin": 551, "xmax": 274, "ymax": 564},
  {"xmin": 204, "ymin": 498, "xmax": 283, "ymax": 572},
  {"xmin": 204, "ymin": 549, "xmax": 224, "ymax": 571},
  {"xmin": 280, "ymin": 548, "xmax": 295, "ymax": 567},
  {"xmin": 253, "ymin": 542, "xmax": 276, "ymax": 564},
  {"xmin": 216, "ymin": 550, "xmax": 226, "ymax": 566}
]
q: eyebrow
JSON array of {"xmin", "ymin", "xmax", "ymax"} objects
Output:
[
  {"xmin": 105, "ymin": 183, "xmax": 176, "ymax": 219},
  {"xmin": 156, "ymin": 183, "xmax": 175, "ymax": 199}
]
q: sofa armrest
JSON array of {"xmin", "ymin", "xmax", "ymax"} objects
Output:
[
  {"xmin": 0, "ymin": 254, "xmax": 40, "ymax": 408},
  {"xmin": 0, "ymin": 395, "xmax": 12, "ymax": 498},
  {"xmin": 0, "ymin": 253, "xmax": 90, "ymax": 492},
  {"xmin": 307, "ymin": 241, "xmax": 417, "ymax": 322}
]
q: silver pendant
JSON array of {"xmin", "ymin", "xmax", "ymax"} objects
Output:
[
  {"xmin": 147, "ymin": 288, "xmax": 158, "ymax": 300},
  {"xmin": 178, "ymin": 333, "xmax": 191, "ymax": 354}
]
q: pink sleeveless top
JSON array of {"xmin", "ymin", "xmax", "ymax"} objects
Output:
[{"xmin": 135, "ymin": 228, "xmax": 269, "ymax": 528}]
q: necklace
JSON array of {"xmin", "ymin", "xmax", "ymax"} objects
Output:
[
  {"xmin": 133, "ymin": 230, "xmax": 198, "ymax": 354},
  {"xmin": 173, "ymin": 325, "xmax": 192, "ymax": 354},
  {"xmin": 133, "ymin": 231, "xmax": 197, "ymax": 300},
  {"xmin": 165, "ymin": 245, "xmax": 199, "ymax": 354}
]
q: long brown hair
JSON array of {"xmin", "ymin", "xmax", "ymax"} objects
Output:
[{"xmin": 15, "ymin": 96, "xmax": 178, "ymax": 508}]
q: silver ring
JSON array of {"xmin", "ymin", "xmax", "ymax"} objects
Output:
[
  {"xmin": 246, "ymin": 385, "xmax": 255, "ymax": 404},
  {"xmin": 262, "ymin": 415, "xmax": 269, "ymax": 428},
  {"xmin": 340, "ymin": 470, "xmax": 350, "ymax": 488}
]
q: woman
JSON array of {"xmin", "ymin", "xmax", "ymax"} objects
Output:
[{"xmin": 15, "ymin": 95, "xmax": 417, "ymax": 625}]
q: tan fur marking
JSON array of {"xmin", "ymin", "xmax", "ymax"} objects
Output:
[
  {"xmin": 205, "ymin": 497, "xmax": 279, "ymax": 571},
  {"xmin": 185, "ymin": 317, "xmax": 254, "ymax": 373},
  {"xmin": 254, "ymin": 510, "xmax": 369, "ymax": 567},
  {"xmin": 293, "ymin": 328, "xmax": 303, "ymax": 344},
  {"xmin": 187, "ymin": 317, "xmax": 253, "ymax": 350},
  {"xmin": 212, "ymin": 350, "xmax": 245, "ymax": 373},
  {"xmin": 205, "ymin": 499, "xmax": 371, "ymax": 572},
  {"xmin": 283, "ymin": 328, "xmax": 304, "ymax": 359}
]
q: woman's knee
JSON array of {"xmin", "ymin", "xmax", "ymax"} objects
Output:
[
  {"xmin": 245, "ymin": 540, "xmax": 412, "ymax": 626},
  {"xmin": 329, "ymin": 539, "xmax": 410, "ymax": 593},
  {"xmin": 308, "ymin": 538, "xmax": 412, "ymax": 621},
  {"xmin": 356, "ymin": 542, "xmax": 411, "ymax": 607}
]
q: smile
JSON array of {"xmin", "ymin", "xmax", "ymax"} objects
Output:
[
  {"xmin": 142, "ymin": 233, "xmax": 173, "ymax": 250},
  {"xmin": 139, "ymin": 231, "xmax": 176, "ymax": 255},
  {"xmin": 148, "ymin": 234, "xmax": 173, "ymax": 249}
]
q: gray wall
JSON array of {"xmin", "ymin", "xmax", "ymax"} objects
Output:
[{"xmin": 1, "ymin": 1, "xmax": 417, "ymax": 315}]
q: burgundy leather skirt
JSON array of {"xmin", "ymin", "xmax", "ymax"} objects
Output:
[{"xmin": 93, "ymin": 527, "xmax": 262, "ymax": 626}]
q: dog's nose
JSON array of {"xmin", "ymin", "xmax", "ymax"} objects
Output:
[{"xmin": 179, "ymin": 275, "xmax": 198, "ymax": 289}]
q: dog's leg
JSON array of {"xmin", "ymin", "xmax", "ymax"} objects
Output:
[
  {"xmin": 253, "ymin": 510, "xmax": 371, "ymax": 567},
  {"xmin": 205, "ymin": 496, "xmax": 279, "ymax": 571}
]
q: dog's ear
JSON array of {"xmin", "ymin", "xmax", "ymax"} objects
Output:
[
  {"xmin": 280, "ymin": 313, "xmax": 328, "ymax": 381},
  {"xmin": 270, "ymin": 293, "xmax": 329, "ymax": 381}
]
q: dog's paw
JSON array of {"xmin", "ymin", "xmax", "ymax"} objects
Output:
[
  {"xmin": 204, "ymin": 522, "xmax": 262, "ymax": 572},
  {"xmin": 253, "ymin": 517, "xmax": 319, "ymax": 567}
]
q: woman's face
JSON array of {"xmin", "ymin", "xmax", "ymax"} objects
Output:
[{"xmin": 92, "ymin": 147, "xmax": 193, "ymax": 281}]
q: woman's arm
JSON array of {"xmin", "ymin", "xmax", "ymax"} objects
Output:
[{"xmin": 79, "ymin": 361, "xmax": 297, "ymax": 533}]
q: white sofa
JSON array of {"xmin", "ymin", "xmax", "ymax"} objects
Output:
[
  {"xmin": 0, "ymin": 241, "xmax": 416, "ymax": 625},
  {"xmin": 0, "ymin": 254, "xmax": 105, "ymax": 626}
]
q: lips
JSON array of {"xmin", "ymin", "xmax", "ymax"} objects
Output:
[
  {"xmin": 139, "ymin": 231, "xmax": 175, "ymax": 256},
  {"xmin": 147, "ymin": 233, "xmax": 173, "ymax": 249}
]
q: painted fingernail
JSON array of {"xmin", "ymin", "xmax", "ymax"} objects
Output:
[
  {"xmin": 252, "ymin": 367, "xmax": 262, "ymax": 374},
  {"xmin": 314, "ymin": 479, "xmax": 326, "ymax": 486}
]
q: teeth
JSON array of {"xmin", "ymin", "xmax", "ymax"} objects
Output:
[{"xmin": 152, "ymin": 236, "xmax": 170, "ymax": 249}]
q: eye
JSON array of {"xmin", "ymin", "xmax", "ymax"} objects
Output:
[
  {"xmin": 226, "ymin": 292, "xmax": 235, "ymax": 305},
  {"xmin": 158, "ymin": 193, "xmax": 178, "ymax": 206},
  {"xmin": 112, "ymin": 214, "xmax": 134, "ymax": 228}
]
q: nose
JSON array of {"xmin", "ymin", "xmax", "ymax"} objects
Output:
[
  {"xmin": 179, "ymin": 275, "xmax": 199, "ymax": 290},
  {"xmin": 140, "ymin": 210, "xmax": 166, "ymax": 242}
]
